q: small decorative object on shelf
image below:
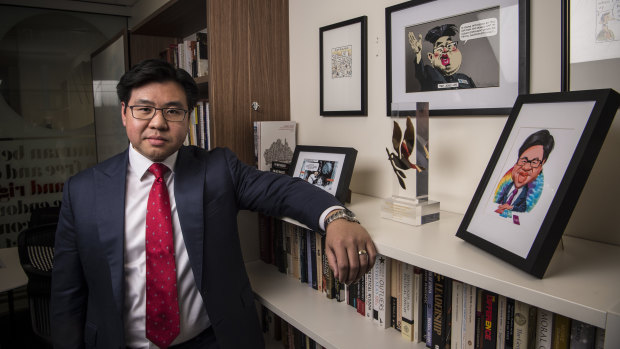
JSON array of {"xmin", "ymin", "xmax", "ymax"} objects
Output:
[{"xmin": 382, "ymin": 102, "xmax": 440, "ymax": 225}]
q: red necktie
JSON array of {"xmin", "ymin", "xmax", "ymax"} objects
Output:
[{"xmin": 145, "ymin": 163, "xmax": 180, "ymax": 348}]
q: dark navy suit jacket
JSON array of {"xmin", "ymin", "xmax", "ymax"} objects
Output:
[{"xmin": 50, "ymin": 146, "xmax": 340, "ymax": 348}]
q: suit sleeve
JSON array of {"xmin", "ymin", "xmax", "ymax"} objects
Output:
[
  {"xmin": 221, "ymin": 148, "xmax": 341, "ymax": 232},
  {"xmin": 50, "ymin": 176, "xmax": 88, "ymax": 348}
]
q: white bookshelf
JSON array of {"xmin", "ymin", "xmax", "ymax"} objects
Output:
[{"xmin": 247, "ymin": 193, "xmax": 620, "ymax": 348}]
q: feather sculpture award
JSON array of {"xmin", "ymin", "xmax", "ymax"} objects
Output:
[{"xmin": 382, "ymin": 102, "xmax": 440, "ymax": 225}]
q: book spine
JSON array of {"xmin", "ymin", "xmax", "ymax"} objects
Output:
[
  {"xmin": 321, "ymin": 235, "xmax": 334, "ymax": 299},
  {"xmin": 504, "ymin": 298, "xmax": 515, "ymax": 349},
  {"xmin": 481, "ymin": 290, "xmax": 498, "ymax": 349},
  {"xmin": 535, "ymin": 308, "xmax": 553, "ymax": 349},
  {"xmin": 373, "ymin": 254, "xmax": 391, "ymax": 328},
  {"xmin": 569, "ymin": 320, "xmax": 596, "ymax": 349},
  {"xmin": 365, "ymin": 269, "xmax": 373, "ymax": 321},
  {"xmin": 497, "ymin": 295, "xmax": 506, "ymax": 349},
  {"xmin": 292, "ymin": 227, "xmax": 300, "ymax": 280},
  {"xmin": 357, "ymin": 276, "xmax": 366, "ymax": 316},
  {"xmin": 462, "ymin": 283, "xmax": 476, "ymax": 349},
  {"xmin": 308, "ymin": 231, "xmax": 317, "ymax": 289},
  {"xmin": 452, "ymin": 280, "xmax": 463, "ymax": 349},
  {"xmin": 315, "ymin": 232, "xmax": 323, "ymax": 292},
  {"xmin": 391, "ymin": 259, "xmax": 401, "ymax": 331},
  {"xmin": 299, "ymin": 228, "xmax": 307, "ymax": 283},
  {"xmin": 432, "ymin": 273, "xmax": 451, "ymax": 349},
  {"xmin": 401, "ymin": 262, "xmax": 415, "ymax": 341},
  {"xmin": 413, "ymin": 267, "xmax": 424, "ymax": 342},
  {"xmin": 512, "ymin": 301, "xmax": 530, "ymax": 349},
  {"xmin": 284, "ymin": 223, "xmax": 293, "ymax": 277},
  {"xmin": 425, "ymin": 270, "xmax": 434, "ymax": 348},
  {"xmin": 551, "ymin": 313, "xmax": 570, "ymax": 349},
  {"xmin": 527, "ymin": 306, "xmax": 538, "ymax": 349}
]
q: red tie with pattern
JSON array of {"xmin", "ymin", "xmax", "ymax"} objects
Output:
[{"xmin": 146, "ymin": 163, "xmax": 180, "ymax": 348}]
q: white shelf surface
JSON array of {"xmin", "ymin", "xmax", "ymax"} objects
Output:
[
  {"xmin": 247, "ymin": 261, "xmax": 424, "ymax": 349},
  {"xmin": 346, "ymin": 193, "xmax": 620, "ymax": 330}
]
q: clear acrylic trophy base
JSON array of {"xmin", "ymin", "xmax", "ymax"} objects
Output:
[{"xmin": 381, "ymin": 195, "xmax": 440, "ymax": 226}]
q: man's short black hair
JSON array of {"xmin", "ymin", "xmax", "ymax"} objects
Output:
[
  {"xmin": 116, "ymin": 59, "xmax": 199, "ymax": 111},
  {"xmin": 518, "ymin": 129, "xmax": 555, "ymax": 162},
  {"xmin": 425, "ymin": 24, "xmax": 458, "ymax": 44}
]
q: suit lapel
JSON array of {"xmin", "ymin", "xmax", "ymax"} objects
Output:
[
  {"xmin": 94, "ymin": 150, "xmax": 128, "ymax": 315},
  {"xmin": 174, "ymin": 147, "xmax": 206, "ymax": 291}
]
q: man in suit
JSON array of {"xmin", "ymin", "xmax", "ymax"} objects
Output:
[{"xmin": 51, "ymin": 59, "xmax": 376, "ymax": 349}]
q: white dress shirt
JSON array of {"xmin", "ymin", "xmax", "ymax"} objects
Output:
[{"xmin": 124, "ymin": 147, "xmax": 209, "ymax": 348}]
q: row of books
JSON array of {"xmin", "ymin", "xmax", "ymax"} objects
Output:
[
  {"xmin": 260, "ymin": 304, "xmax": 327, "ymax": 349},
  {"xmin": 159, "ymin": 29, "xmax": 208, "ymax": 78},
  {"xmin": 186, "ymin": 99, "xmax": 210, "ymax": 149},
  {"xmin": 257, "ymin": 217, "xmax": 606, "ymax": 349}
]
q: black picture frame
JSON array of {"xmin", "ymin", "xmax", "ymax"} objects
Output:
[
  {"xmin": 385, "ymin": 0, "xmax": 530, "ymax": 116},
  {"xmin": 320, "ymin": 16, "xmax": 368, "ymax": 116},
  {"xmin": 561, "ymin": 0, "xmax": 620, "ymax": 92},
  {"xmin": 456, "ymin": 89, "xmax": 619, "ymax": 278},
  {"xmin": 288, "ymin": 145, "xmax": 358, "ymax": 204}
]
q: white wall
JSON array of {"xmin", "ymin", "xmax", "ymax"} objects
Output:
[{"xmin": 289, "ymin": 0, "xmax": 620, "ymax": 245}]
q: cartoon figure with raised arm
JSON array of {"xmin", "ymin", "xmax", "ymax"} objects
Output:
[
  {"xmin": 493, "ymin": 130, "xmax": 555, "ymax": 223},
  {"xmin": 408, "ymin": 24, "xmax": 476, "ymax": 91}
]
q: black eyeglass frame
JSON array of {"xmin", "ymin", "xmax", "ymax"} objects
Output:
[{"xmin": 128, "ymin": 105, "xmax": 188, "ymax": 122}]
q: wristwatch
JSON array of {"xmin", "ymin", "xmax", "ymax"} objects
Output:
[{"xmin": 324, "ymin": 208, "xmax": 360, "ymax": 229}]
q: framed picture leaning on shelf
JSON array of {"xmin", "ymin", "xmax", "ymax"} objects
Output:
[
  {"xmin": 457, "ymin": 89, "xmax": 620, "ymax": 278},
  {"xmin": 319, "ymin": 16, "xmax": 368, "ymax": 116},
  {"xmin": 289, "ymin": 145, "xmax": 357, "ymax": 204},
  {"xmin": 385, "ymin": 0, "xmax": 530, "ymax": 116}
]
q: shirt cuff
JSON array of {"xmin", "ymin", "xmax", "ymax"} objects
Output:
[{"xmin": 319, "ymin": 206, "xmax": 344, "ymax": 231}]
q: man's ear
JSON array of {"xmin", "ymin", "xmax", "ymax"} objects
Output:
[
  {"xmin": 121, "ymin": 102, "xmax": 128, "ymax": 127},
  {"xmin": 427, "ymin": 52, "xmax": 434, "ymax": 62}
]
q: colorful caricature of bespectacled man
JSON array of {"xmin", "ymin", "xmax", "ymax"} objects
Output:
[{"xmin": 493, "ymin": 130, "xmax": 555, "ymax": 224}]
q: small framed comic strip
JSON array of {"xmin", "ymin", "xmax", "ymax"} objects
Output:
[
  {"xmin": 320, "ymin": 16, "xmax": 368, "ymax": 116},
  {"xmin": 289, "ymin": 145, "xmax": 358, "ymax": 204},
  {"xmin": 386, "ymin": 0, "xmax": 529, "ymax": 116},
  {"xmin": 456, "ymin": 89, "xmax": 619, "ymax": 278}
]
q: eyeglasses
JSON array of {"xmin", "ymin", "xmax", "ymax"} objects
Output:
[
  {"xmin": 129, "ymin": 105, "xmax": 188, "ymax": 122},
  {"xmin": 516, "ymin": 157, "xmax": 542, "ymax": 168},
  {"xmin": 433, "ymin": 41, "xmax": 458, "ymax": 54}
]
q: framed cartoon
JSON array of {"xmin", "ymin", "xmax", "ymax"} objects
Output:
[
  {"xmin": 289, "ymin": 145, "xmax": 358, "ymax": 204},
  {"xmin": 386, "ymin": 0, "xmax": 530, "ymax": 116},
  {"xmin": 456, "ymin": 89, "xmax": 619, "ymax": 278},
  {"xmin": 320, "ymin": 16, "xmax": 368, "ymax": 116},
  {"xmin": 561, "ymin": 0, "xmax": 620, "ymax": 92}
]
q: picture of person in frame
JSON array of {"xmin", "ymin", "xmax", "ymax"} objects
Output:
[
  {"xmin": 493, "ymin": 129, "xmax": 555, "ymax": 224},
  {"xmin": 408, "ymin": 24, "xmax": 476, "ymax": 91}
]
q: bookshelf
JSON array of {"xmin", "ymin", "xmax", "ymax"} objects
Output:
[
  {"xmin": 128, "ymin": 0, "xmax": 290, "ymax": 165},
  {"xmin": 247, "ymin": 193, "xmax": 620, "ymax": 349}
]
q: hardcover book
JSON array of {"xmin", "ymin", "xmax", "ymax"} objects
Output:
[
  {"xmin": 462, "ymin": 283, "xmax": 476, "ymax": 349},
  {"xmin": 505, "ymin": 298, "xmax": 515, "ymax": 349},
  {"xmin": 480, "ymin": 290, "xmax": 498, "ymax": 349},
  {"xmin": 365, "ymin": 269, "xmax": 373, "ymax": 321},
  {"xmin": 414, "ymin": 267, "xmax": 424, "ymax": 342},
  {"xmin": 497, "ymin": 295, "xmax": 507, "ymax": 349},
  {"xmin": 425, "ymin": 270, "xmax": 434, "ymax": 348},
  {"xmin": 253, "ymin": 121, "xmax": 296, "ymax": 171},
  {"xmin": 513, "ymin": 301, "xmax": 530, "ymax": 349},
  {"xmin": 552, "ymin": 313, "xmax": 570, "ymax": 349},
  {"xmin": 432, "ymin": 273, "xmax": 452, "ymax": 349},
  {"xmin": 451, "ymin": 280, "xmax": 463, "ymax": 349},
  {"xmin": 569, "ymin": 320, "xmax": 596, "ymax": 349}
]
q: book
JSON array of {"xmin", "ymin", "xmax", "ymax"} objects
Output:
[
  {"xmin": 594, "ymin": 328, "xmax": 605, "ymax": 349},
  {"xmin": 315, "ymin": 232, "xmax": 323, "ymax": 292},
  {"xmin": 321, "ymin": 237, "xmax": 335, "ymax": 299},
  {"xmin": 424, "ymin": 270, "xmax": 434, "ymax": 348},
  {"xmin": 527, "ymin": 306, "xmax": 538, "ymax": 349},
  {"xmin": 357, "ymin": 276, "xmax": 366, "ymax": 316},
  {"xmin": 284, "ymin": 223, "xmax": 293, "ymax": 277},
  {"xmin": 432, "ymin": 273, "xmax": 452, "ymax": 349},
  {"xmin": 535, "ymin": 308, "xmax": 553, "ymax": 349},
  {"xmin": 291, "ymin": 227, "xmax": 301, "ymax": 280},
  {"xmin": 462, "ymin": 283, "xmax": 476, "ymax": 349},
  {"xmin": 552, "ymin": 313, "xmax": 570, "ymax": 349},
  {"xmin": 569, "ymin": 320, "xmax": 596, "ymax": 349},
  {"xmin": 401, "ymin": 262, "xmax": 415, "ymax": 341},
  {"xmin": 497, "ymin": 295, "xmax": 507, "ymax": 349},
  {"xmin": 195, "ymin": 30, "xmax": 208, "ymax": 77},
  {"xmin": 373, "ymin": 254, "xmax": 391, "ymax": 328},
  {"xmin": 299, "ymin": 228, "xmax": 307, "ymax": 283},
  {"xmin": 414, "ymin": 267, "xmax": 424, "ymax": 342},
  {"xmin": 505, "ymin": 298, "xmax": 515, "ymax": 349},
  {"xmin": 307, "ymin": 231, "xmax": 317, "ymax": 289},
  {"xmin": 391, "ymin": 259, "xmax": 402, "ymax": 331},
  {"xmin": 253, "ymin": 121, "xmax": 296, "ymax": 171},
  {"xmin": 481, "ymin": 290, "xmax": 499, "ymax": 349},
  {"xmin": 452, "ymin": 280, "xmax": 463, "ymax": 349},
  {"xmin": 365, "ymin": 268, "xmax": 373, "ymax": 321}
]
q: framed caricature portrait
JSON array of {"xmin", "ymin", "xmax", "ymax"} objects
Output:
[
  {"xmin": 289, "ymin": 145, "xmax": 357, "ymax": 204},
  {"xmin": 386, "ymin": 0, "xmax": 529, "ymax": 116},
  {"xmin": 456, "ymin": 89, "xmax": 619, "ymax": 278}
]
